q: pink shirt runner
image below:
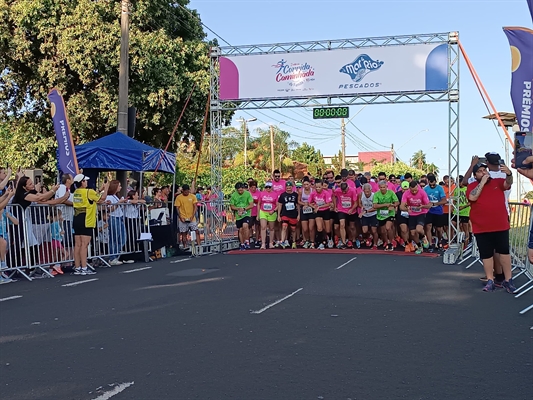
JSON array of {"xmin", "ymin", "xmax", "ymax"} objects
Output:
[
  {"xmin": 402, "ymin": 189, "xmax": 430, "ymax": 216},
  {"xmin": 249, "ymin": 189, "xmax": 260, "ymax": 217},
  {"xmin": 334, "ymin": 188, "xmax": 357, "ymax": 213},
  {"xmin": 271, "ymin": 179, "xmax": 286, "ymax": 195},
  {"xmin": 309, "ymin": 190, "xmax": 332, "ymax": 211},
  {"xmin": 258, "ymin": 191, "xmax": 279, "ymax": 213},
  {"xmin": 369, "ymin": 181, "xmax": 379, "ymax": 193}
]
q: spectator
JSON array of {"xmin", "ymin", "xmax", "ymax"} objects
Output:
[
  {"xmin": 0, "ymin": 188, "xmax": 16, "ymax": 284},
  {"xmin": 0, "ymin": 167, "xmax": 12, "ymax": 195},
  {"xmin": 123, "ymin": 190, "xmax": 145, "ymax": 260},
  {"xmin": 106, "ymin": 180, "xmax": 127, "ymax": 266},
  {"xmin": 174, "ymin": 184, "xmax": 201, "ymax": 250},
  {"xmin": 48, "ymin": 208, "xmax": 67, "ymax": 275},
  {"xmin": 55, "ymin": 174, "xmax": 74, "ymax": 265},
  {"xmin": 72, "ymin": 174, "xmax": 109, "ymax": 275},
  {"xmin": 466, "ymin": 163, "xmax": 515, "ymax": 292}
]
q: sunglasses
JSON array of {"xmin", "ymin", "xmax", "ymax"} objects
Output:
[{"xmin": 274, "ymin": 175, "xmax": 280, "ymax": 178}]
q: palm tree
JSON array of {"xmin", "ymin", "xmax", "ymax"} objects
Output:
[
  {"xmin": 425, "ymin": 162, "xmax": 440, "ymax": 175},
  {"xmin": 354, "ymin": 161, "xmax": 366, "ymax": 172},
  {"xmin": 248, "ymin": 126, "xmax": 296, "ymax": 172},
  {"xmin": 411, "ymin": 150, "xmax": 427, "ymax": 171}
]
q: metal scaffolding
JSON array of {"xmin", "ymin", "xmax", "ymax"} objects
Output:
[{"xmin": 209, "ymin": 31, "xmax": 461, "ymax": 248}]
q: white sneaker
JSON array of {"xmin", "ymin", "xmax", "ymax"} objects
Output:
[
  {"xmin": 327, "ymin": 239, "xmax": 334, "ymax": 249},
  {"xmin": 109, "ymin": 259, "xmax": 123, "ymax": 266},
  {"xmin": 122, "ymin": 260, "xmax": 135, "ymax": 264}
]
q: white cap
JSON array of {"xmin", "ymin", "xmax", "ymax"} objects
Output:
[{"xmin": 73, "ymin": 174, "xmax": 89, "ymax": 183}]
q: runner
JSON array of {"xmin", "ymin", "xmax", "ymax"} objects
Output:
[
  {"xmin": 424, "ymin": 173, "xmax": 447, "ymax": 252},
  {"xmin": 358, "ymin": 183, "xmax": 379, "ymax": 250},
  {"xmin": 257, "ymin": 181, "xmax": 278, "ymax": 250},
  {"xmin": 400, "ymin": 181, "xmax": 431, "ymax": 254},
  {"xmin": 271, "ymin": 170, "xmax": 286, "ymax": 245},
  {"xmin": 248, "ymin": 180, "xmax": 261, "ymax": 245},
  {"xmin": 229, "ymin": 182, "xmax": 254, "ymax": 251},
  {"xmin": 452, "ymin": 176, "xmax": 471, "ymax": 248},
  {"xmin": 298, "ymin": 177, "xmax": 315, "ymax": 249},
  {"xmin": 277, "ymin": 181, "xmax": 300, "ymax": 249},
  {"xmin": 340, "ymin": 169, "xmax": 356, "ymax": 189},
  {"xmin": 309, "ymin": 180, "xmax": 332, "ymax": 250},
  {"xmin": 332, "ymin": 182, "xmax": 357, "ymax": 249},
  {"xmin": 373, "ymin": 180, "xmax": 399, "ymax": 251},
  {"xmin": 395, "ymin": 181, "xmax": 410, "ymax": 248}
]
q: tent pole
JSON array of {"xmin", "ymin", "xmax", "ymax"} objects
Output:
[
  {"xmin": 139, "ymin": 171, "xmax": 143, "ymax": 197},
  {"xmin": 171, "ymin": 169, "xmax": 176, "ymax": 219}
]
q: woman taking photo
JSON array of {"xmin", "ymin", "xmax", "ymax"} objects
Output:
[
  {"xmin": 72, "ymin": 174, "xmax": 109, "ymax": 275},
  {"xmin": 106, "ymin": 180, "xmax": 127, "ymax": 266}
]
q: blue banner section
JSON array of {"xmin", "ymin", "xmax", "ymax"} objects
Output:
[
  {"xmin": 48, "ymin": 89, "xmax": 79, "ymax": 175},
  {"xmin": 503, "ymin": 27, "xmax": 533, "ymax": 132},
  {"xmin": 528, "ymin": 0, "xmax": 533, "ymax": 22}
]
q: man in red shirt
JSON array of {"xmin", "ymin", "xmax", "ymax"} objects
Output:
[{"xmin": 466, "ymin": 163, "xmax": 515, "ymax": 293}]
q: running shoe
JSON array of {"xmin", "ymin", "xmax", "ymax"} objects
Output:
[
  {"xmin": 483, "ymin": 279, "xmax": 495, "ymax": 292},
  {"xmin": 404, "ymin": 244, "xmax": 412, "ymax": 253},
  {"xmin": 303, "ymin": 241, "xmax": 310, "ymax": 249},
  {"xmin": 0, "ymin": 276, "xmax": 13, "ymax": 284},
  {"xmin": 318, "ymin": 243, "xmax": 325, "ymax": 250},
  {"xmin": 260, "ymin": 246, "xmax": 266, "ymax": 250},
  {"xmin": 83, "ymin": 268, "xmax": 97, "ymax": 275},
  {"xmin": 52, "ymin": 264, "xmax": 64, "ymax": 275},
  {"xmin": 355, "ymin": 239, "xmax": 361, "ymax": 249},
  {"xmin": 327, "ymin": 239, "xmax": 334, "ymax": 249},
  {"xmin": 239, "ymin": 243, "xmax": 246, "ymax": 251},
  {"xmin": 372, "ymin": 245, "xmax": 378, "ymax": 250},
  {"xmin": 291, "ymin": 242, "xmax": 297, "ymax": 249},
  {"xmin": 365, "ymin": 238, "xmax": 372, "ymax": 247},
  {"xmin": 274, "ymin": 241, "xmax": 280, "ymax": 248},
  {"xmin": 479, "ymin": 276, "xmax": 489, "ymax": 282},
  {"xmin": 109, "ymin": 259, "xmax": 123, "ymax": 266},
  {"xmin": 244, "ymin": 241, "xmax": 250, "ymax": 250},
  {"xmin": 50, "ymin": 269, "xmax": 58, "ymax": 276},
  {"xmin": 281, "ymin": 240, "xmax": 290, "ymax": 249},
  {"xmin": 346, "ymin": 240, "xmax": 353, "ymax": 249},
  {"xmin": 415, "ymin": 247, "xmax": 423, "ymax": 255},
  {"xmin": 391, "ymin": 240, "xmax": 397, "ymax": 249},
  {"xmin": 503, "ymin": 279, "xmax": 517, "ymax": 294},
  {"xmin": 336, "ymin": 241, "xmax": 344, "ymax": 249},
  {"xmin": 385, "ymin": 243, "xmax": 393, "ymax": 252},
  {"xmin": 73, "ymin": 267, "xmax": 84, "ymax": 275},
  {"xmin": 309, "ymin": 243, "xmax": 316, "ymax": 249},
  {"xmin": 422, "ymin": 237, "xmax": 429, "ymax": 249},
  {"xmin": 377, "ymin": 239, "xmax": 384, "ymax": 247}
]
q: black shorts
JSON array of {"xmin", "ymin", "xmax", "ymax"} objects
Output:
[
  {"xmin": 378, "ymin": 217, "xmax": 395, "ymax": 227},
  {"xmin": 249, "ymin": 216, "xmax": 258, "ymax": 226},
  {"xmin": 236, "ymin": 217, "xmax": 251, "ymax": 229},
  {"xmin": 396, "ymin": 215, "xmax": 409, "ymax": 226},
  {"xmin": 337, "ymin": 212, "xmax": 356, "ymax": 223},
  {"xmin": 459, "ymin": 216, "xmax": 470, "ymax": 224},
  {"xmin": 315, "ymin": 210, "xmax": 331, "ymax": 220},
  {"xmin": 361, "ymin": 215, "xmax": 378, "ymax": 228},
  {"xmin": 425, "ymin": 213, "xmax": 446, "ymax": 228},
  {"xmin": 300, "ymin": 210, "xmax": 316, "ymax": 221},
  {"xmin": 475, "ymin": 230, "xmax": 510, "ymax": 259},
  {"xmin": 331, "ymin": 211, "xmax": 339, "ymax": 225},
  {"xmin": 73, "ymin": 213, "xmax": 94, "ymax": 237},
  {"xmin": 408, "ymin": 214, "xmax": 426, "ymax": 230}
]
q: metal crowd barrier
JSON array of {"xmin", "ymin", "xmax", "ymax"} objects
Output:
[{"xmin": 0, "ymin": 203, "xmax": 152, "ymax": 282}]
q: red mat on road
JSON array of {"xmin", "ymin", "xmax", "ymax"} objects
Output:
[{"xmin": 227, "ymin": 248, "xmax": 440, "ymax": 258}]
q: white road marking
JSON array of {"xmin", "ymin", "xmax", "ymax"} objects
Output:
[
  {"xmin": 336, "ymin": 257, "xmax": 357, "ymax": 270},
  {"xmin": 61, "ymin": 278, "xmax": 99, "ymax": 287},
  {"xmin": 250, "ymin": 288, "xmax": 303, "ymax": 314},
  {"xmin": 92, "ymin": 382, "xmax": 134, "ymax": 400},
  {"xmin": 0, "ymin": 295, "xmax": 23, "ymax": 302},
  {"xmin": 170, "ymin": 259, "xmax": 191, "ymax": 264},
  {"xmin": 122, "ymin": 266, "xmax": 152, "ymax": 274}
]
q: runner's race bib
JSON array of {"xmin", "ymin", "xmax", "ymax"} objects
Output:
[
  {"xmin": 316, "ymin": 199, "xmax": 325, "ymax": 206},
  {"xmin": 411, "ymin": 206, "xmax": 421, "ymax": 213},
  {"xmin": 401, "ymin": 211, "xmax": 409, "ymax": 218},
  {"xmin": 302, "ymin": 206, "xmax": 313, "ymax": 214},
  {"xmin": 380, "ymin": 210, "xmax": 390, "ymax": 217},
  {"xmin": 341, "ymin": 200, "xmax": 351, "ymax": 209},
  {"xmin": 285, "ymin": 202, "xmax": 295, "ymax": 211},
  {"xmin": 263, "ymin": 203, "xmax": 273, "ymax": 211}
]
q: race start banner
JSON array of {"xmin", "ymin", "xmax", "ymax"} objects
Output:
[
  {"xmin": 503, "ymin": 27, "xmax": 533, "ymax": 132},
  {"xmin": 219, "ymin": 43, "xmax": 449, "ymax": 100},
  {"xmin": 48, "ymin": 88, "xmax": 79, "ymax": 175}
]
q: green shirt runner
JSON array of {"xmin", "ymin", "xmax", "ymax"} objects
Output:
[
  {"xmin": 453, "ymin": 186, "xmax": 470, "ymax": 217},
  {"xmin": 229, "ymin": 191, "xmax": 253, "ymax": 220},
  {"xmin": 373, "ymin": 190, "xmax": 399, "ymax": 220}
]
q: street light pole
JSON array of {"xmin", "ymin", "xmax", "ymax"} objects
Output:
[{"xmin": 236, "ymin": 117, "xmax": 256, "ymax": 169}]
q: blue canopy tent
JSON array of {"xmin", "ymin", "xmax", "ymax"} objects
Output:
[{"xmin": 74, "ymin": 132, "xmax": 176, "ymax": 174}]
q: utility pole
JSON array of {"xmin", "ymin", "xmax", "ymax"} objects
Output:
[
  {"xmin": 243, "ymin": 120, "xmax": 248, "ymax": 169},
  {"xmin": 270, "ymin": 125, "xmax": 275, "ymax": 173},
  {"xmin": 117, "ymin": 0, "xmax": 130, "ymax": 196},
  {"xmin": 341, "ymin": 118, "xmax": 346, "ymax": 169}
]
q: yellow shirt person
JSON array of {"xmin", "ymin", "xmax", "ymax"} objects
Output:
[{"xmin": 174, "ymin": 187, "xmax": 198, "ymax": 222}]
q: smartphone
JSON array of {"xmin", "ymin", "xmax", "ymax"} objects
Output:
[
  {"xmin": 499, "ymin": 159, "xmax": 505, "ymax": 166},
  {"xmin": 478, "ymin": 157, "xmax": 487, "ymax": 164},
  {"xmin": 515, "ymin": 131, "xmax": 533, "ymax": 169}
]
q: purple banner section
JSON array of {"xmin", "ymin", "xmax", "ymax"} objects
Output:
[
  {"xmin": 503, "ymin": 27, "xmax": 533, "ymax": 132},
  {"xmin": 47, "ymin": 89, "xmax": 79, "ymax": 175},
  {"xmin": 528, "ymin": 0, "xmax": 533, "ymax": 23}
]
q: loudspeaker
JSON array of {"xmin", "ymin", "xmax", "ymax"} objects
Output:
[{"xmin": 128, "ymin": 106, "xmax": 136, "ymax": 138}]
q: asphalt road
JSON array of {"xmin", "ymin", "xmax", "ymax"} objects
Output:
[{"xmin": 0, "ymin": 252, "xmax": 532, "ymax": 400}]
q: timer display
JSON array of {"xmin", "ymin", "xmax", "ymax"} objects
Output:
[{"xmin": 312, "ymin": 107, "xmax": 349, "ymax": 119}]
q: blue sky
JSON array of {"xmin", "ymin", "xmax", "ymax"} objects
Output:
[{"xmin": 190, "ymin": 0, "xmax": 531, "ymax": 195}]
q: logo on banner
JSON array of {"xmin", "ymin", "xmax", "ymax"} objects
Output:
[
  {"xmin": 340, "ymin": 54, "xmax": 384, "ymax": 82},
  {"xmin": 272, "ymin": 59, "xmax": 315, "ymax": 84}
]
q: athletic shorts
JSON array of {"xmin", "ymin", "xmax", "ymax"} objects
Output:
[
  {"xmin": 475, "ymin": 230, "xmax": 510, "ymax": 260},
  {"xmin": 249, "ymin": 216, "xmax": 258, "ymax": 226},
  {"xmin": 300, "ymin": 208, "xmax": 316, "ymax": 221},
  {"xmin": 73, "ymin": 213, "xmax": 94, "ymax": 237},
  {"xmin": 396, "ymin": 214, "xmax": 409, "ymax": 226},
  {"xmin": 378, "ymin": 217, "xmax": 395, "ymax": 227},
  {"xmin": 179, "ymin": 219, "xmax": 199, "ymax": 233},
  {"xmin": 235, "ymin": 217, "xmax": 251, "ymax": 229},
  {"xmin": 337, "ymin": 212, "xmax": 356, "ymax": 223},
  {"xmin": 331, "ymin": 211, "xmax": 339, "ymax": 225},
  {"xmin": 361, "ymin": 215, "xmax": 378, "ymax": 228},
  {"xmin": 425, "ymin": 213, "xmax": 446, "ymax": 228},
  {"xmin": 454, "ymin": 215, "xmax": 470, "ymax": 224},
  {"xmin": 281, "ymin": 216, "xmax": 298, "ymax": 227},
  {"xmin": 315, "ymin": 210, "xmax": 331, "ymax": 220},
  {"xmin": 259, "ymin": 210, "xmax": 277, "ymax": 222},
  {"xmin": 408, "ymin": 214, "xmax": 426, "ymax": 230}
]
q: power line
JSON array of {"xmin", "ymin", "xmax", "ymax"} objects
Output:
[
  {"xmin": 346, "ymin": 118, "xmax": 389, "ymax": 149},
  {"xmin": 176, "ymin": 3, "xmax": 232, "ymax": 46}
]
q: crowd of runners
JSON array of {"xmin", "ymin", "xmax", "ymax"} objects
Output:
[{"xmin": 229, "ymin": 167, "xmax": 465, "ymax": 254}]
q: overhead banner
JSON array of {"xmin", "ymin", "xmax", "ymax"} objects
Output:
[
  {"xmin": 503, "ymin": 27, "xmax": 533, "ymax": 132},
  {"xmin": 219, "ymin": 43, "xmax": 449, "ymax": 100},
  {"xmin": 48, "ymin": 88, "xmax": 79, "ymax": 175},
  {"xmin": 528, "ymin": 0, "xmax": 533, "ymax": 22}
]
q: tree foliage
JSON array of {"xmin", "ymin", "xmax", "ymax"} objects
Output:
[
  {"xmin": 0, "ymin": 0, "xmax": 229, "ymax": 175},
  {"xmin": 371, "ymin": 161, "xmax": 425, "ymax": 180},
  {"xmin": 291, "ymin": 142, "xmax": 325, "ymax": 176}
]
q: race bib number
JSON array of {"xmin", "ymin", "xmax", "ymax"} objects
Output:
[
  {"xmin": 380, "ymin": 210, "xmax": 390, "ymax": 217},
  {"xmin": 341, "ymin": 200, "xmax": 352, "ymax": 209},
  {"xmin": 401, "ymin": 211, "xmax": 409, "ymax": 218},
  {"xmin": 316, "ymin": 199, "xmax": 325, "ymax": 206},
  {"xmin": 285, "ymin": 202, "xmax": 295, "ymax": 211},
  {"xmin": 302, "ymin": 206, "xmax": 313, "ymax": 214},
  {"xmin": 238, "ymin": 210, "xmax": 245, "ymax": 216},
  {"xmin": 411, "ymin": 206, "xmax": 421, "ymax": 213},
  {"xmin": 263, "ymin": 203, "xmax": 273, "ymax": 211}
]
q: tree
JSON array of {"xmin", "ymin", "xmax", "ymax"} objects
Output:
[
  {"xmin": 291, "ymin": 142, "xmax": 326, "ymax": 176},
  {"xmin": 248, "ymin": 126, "xmax": 296, "ymax": 173},
  {"xmin": 524, "ymin": 191, "xmax": 533, "ymax": 201},
  {"xmin": 0, "ymin": 0, "xmax": 232, "ymax": 175},
  {"xmin": 354, "ymin": 161, "xmax": 366, "ymax": 172},
  {"xmin": 371, "ymin": 161, "xmax": 425, "ymax": 180},
  {"xmin": 221, "ymin": 166, "xmax": 270, "ymax": 197},
  {"xmin": 411, "ymin": 150, "xmax": 427, "ymax": 171},
  {"xmin": 425, "ymin": 163, "xmax": 440, "ymax": 176}
]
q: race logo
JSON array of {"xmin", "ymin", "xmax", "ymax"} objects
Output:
[
  {"xmin": 340, "ymin": 54, "xmax": 384, "ymax": 82},
  {"xmin": 272, "ymin": 59, "xmax": 315, "ymax": 83}
]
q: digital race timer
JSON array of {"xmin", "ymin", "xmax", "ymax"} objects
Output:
[{"xmin": 312, "ymin": 106, "xmax": 349, "ymax": 119}]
